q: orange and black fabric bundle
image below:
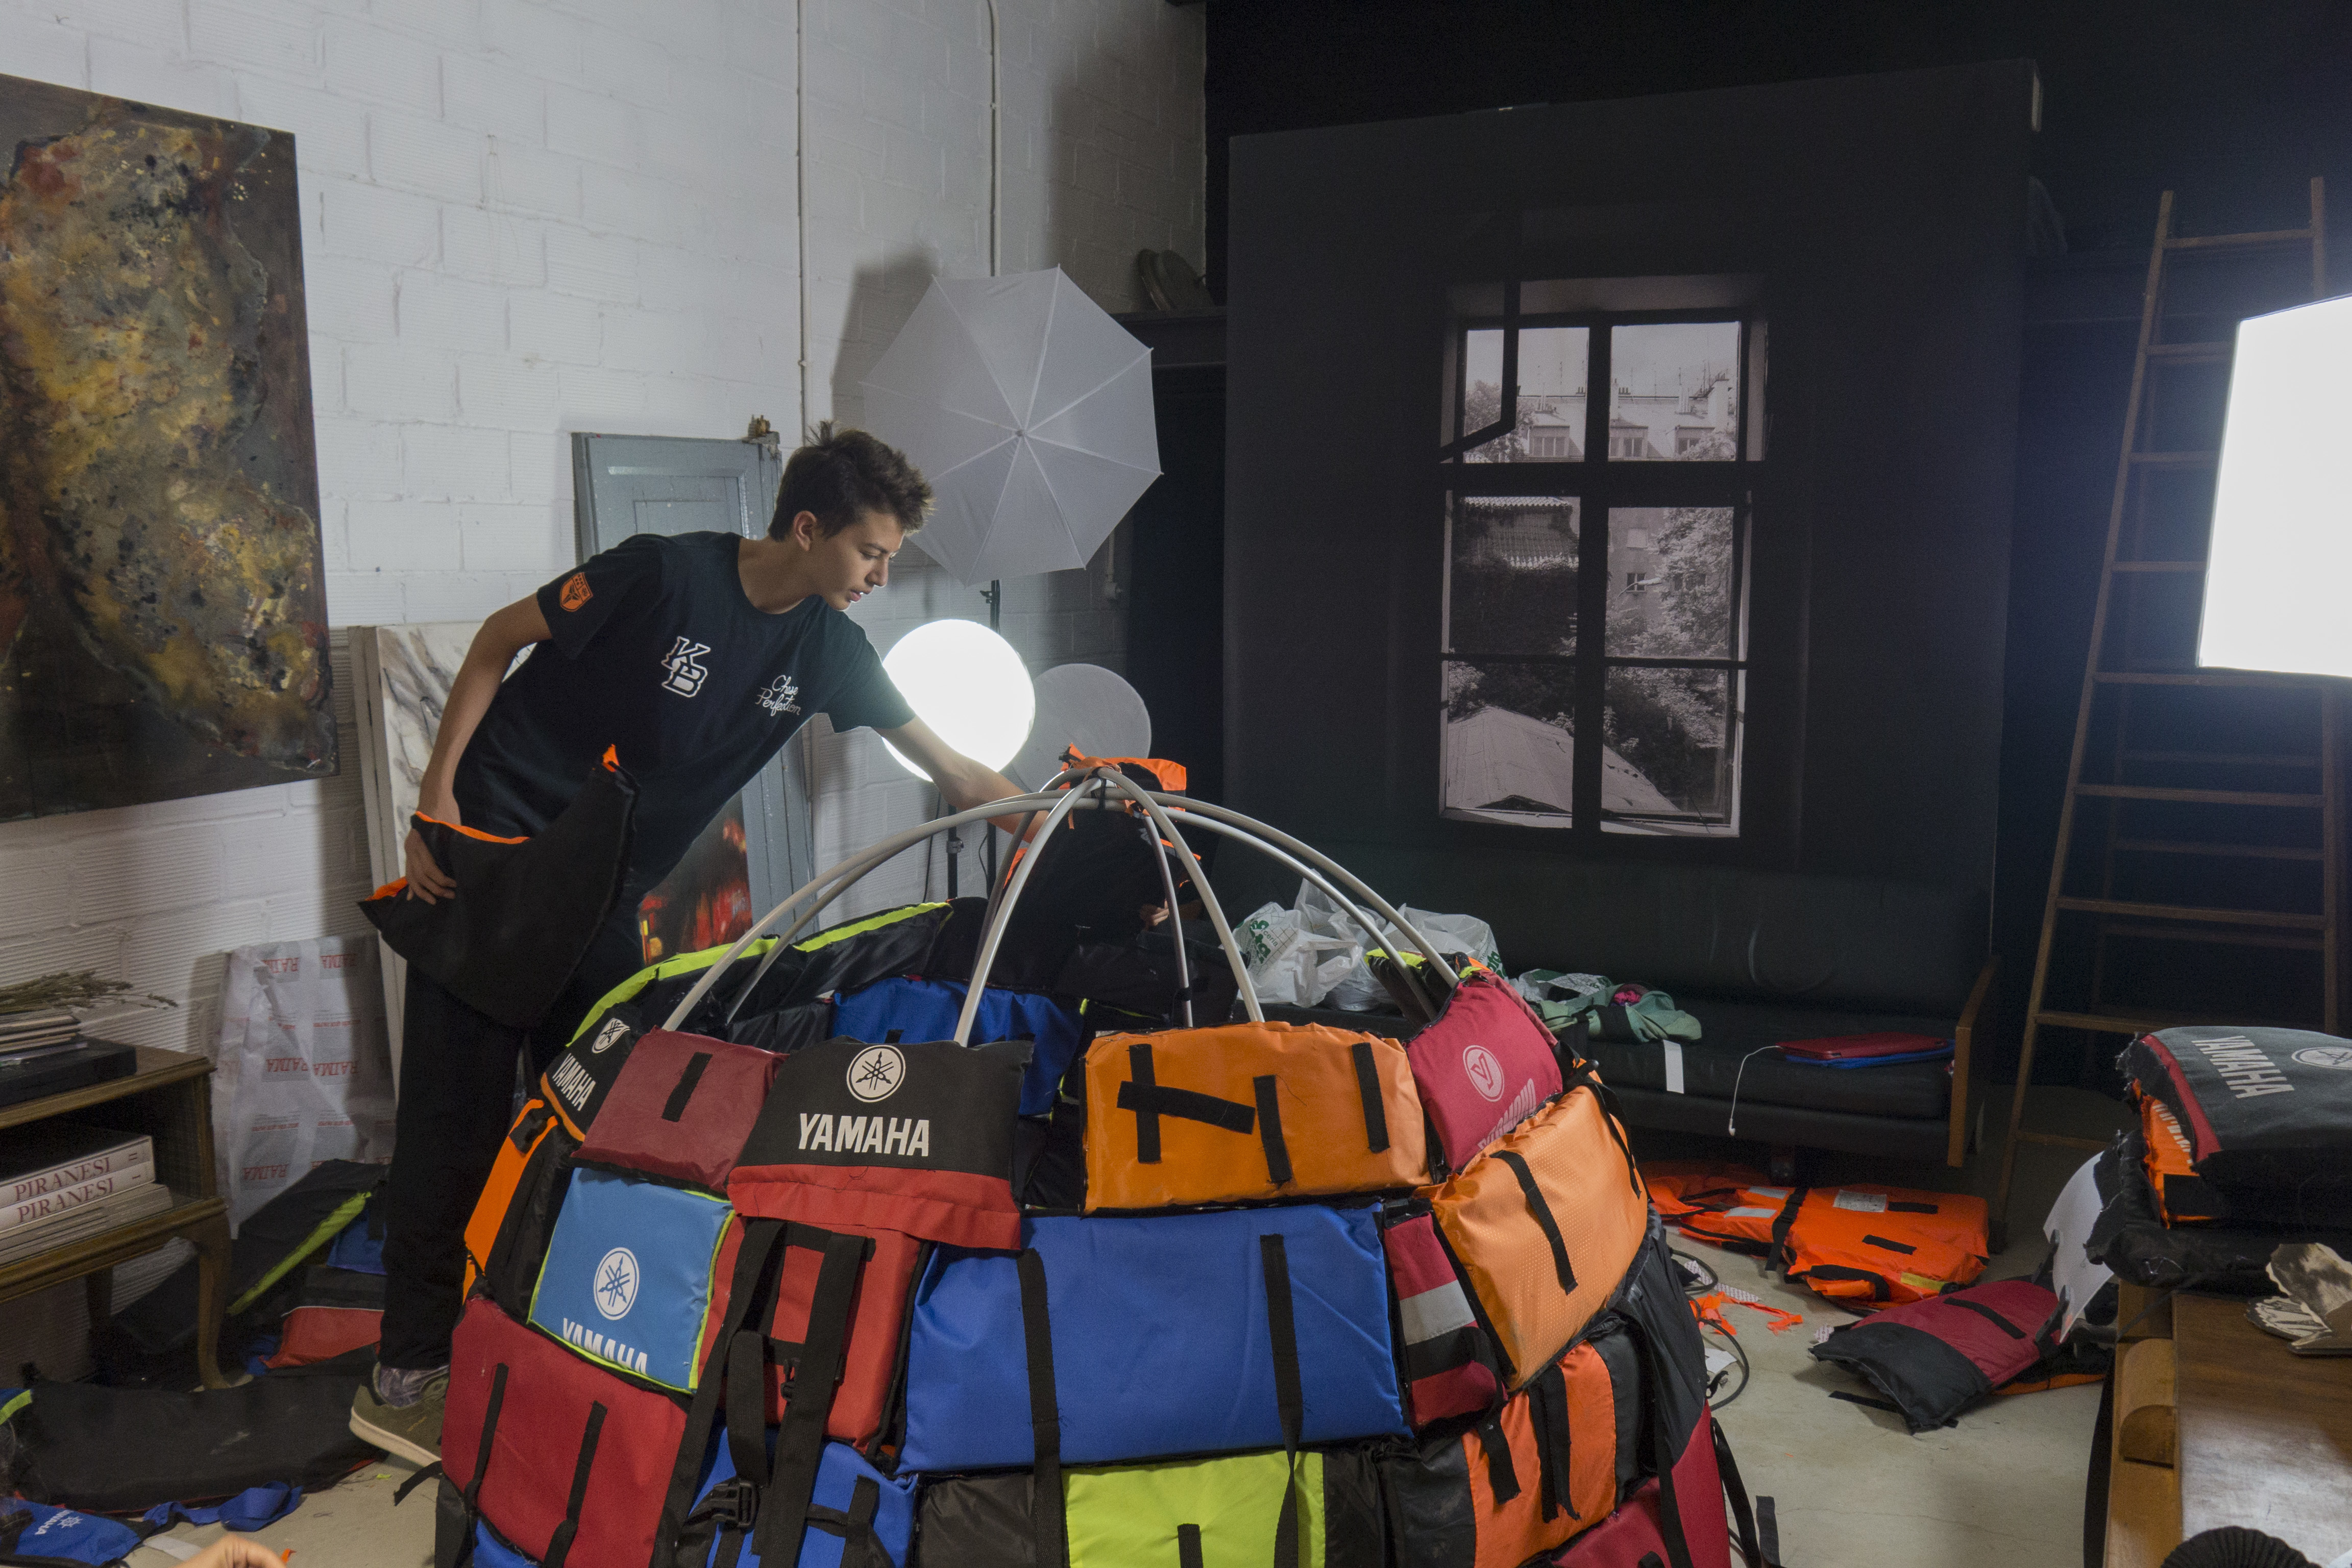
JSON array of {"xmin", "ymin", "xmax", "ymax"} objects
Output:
[
  {"xmin": 360, "ymin": 749, "xmax": 636, "ymax": 1027},
  {"xmin": 1645, "ymin": 1161, "xmax": 1987, "ymax": 1308}
]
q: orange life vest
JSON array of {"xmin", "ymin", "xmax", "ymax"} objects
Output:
[
  {"xmin": 1645, "ymin": 1163, "xmax": 1989, "ymax": 1309},
  {"xmin": 2137, "ymin": 1087, "xmax": 2230, "ymax": 1226}
]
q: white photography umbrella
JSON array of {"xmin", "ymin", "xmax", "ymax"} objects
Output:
[{"xmin": 861, "ymin": 268, "xmax": 1160, "ymax": 586}]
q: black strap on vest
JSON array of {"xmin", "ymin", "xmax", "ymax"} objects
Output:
[
  {"xmin": 509, "ymin": 1101, "xmax": 551, "ymax": 1153},
  {"xmin": 1709, "ymin": 1414, "xmax": 1771, "ymax": 1567},
  {"xmin": 461, "ymin": 1362, "xmax": 508, "ymax": 1511},
  {"xmin": 663, "ymin": 1052, "xmax": 713, "ymax": 1121},
  {"xmin": 753, "ymin": 1230, "xmax": 871, "ymax": 1568},
  {"xmin": 1765, "ymin": 1187, "xmax": 1810, "ymax": 1276},
  {"xmin": 540, "ymin": 1401, "xmax": 606, "ymax": 1568},
  {"xmin": 1528, "ymin": 1361, "xmax": 1577, "ymax": 1523},
  {"xmin": 1260, "ymin": 1233, "xmax": 1305, "ymax": 1568},
  {"xmin": 1828, "ymin": 1389, "xmax": 1908, "ymax": 1416},
  {"xmin": 654, "ymin": 1219, "xmax": 789, "ymax": 1559},
  {"xmin": 1474, "ymin": 1411, "xmax": 1522, "ymax": 1501},
  {"xmin": 1016, "ymin": 1248, "xmax": 1066, "ymax": 1568},
  {"xmin": 800, "ymin": 1475, "xmax": 885, "ymax": 1568},
  {"xmin": 1797, "ymin": 1264, "xmax": 1893, "ymax": 1302},
  {"xmin": 1622, "ymin": 1308, "xmax": 1699, "ymax": 1568},
  {"xmin": 1941, "ymin": 1295, "xmax": 2026, "ymax": 1338},
  {"xmin": 1253, "ymin": 1075, "xmax": 1293, "ymax": 1186},
  {"xmin": 1886, "ymin": 1199, "xmax": 1939, "ymax": 1214},
  {"xmin": 1496, "ymin": 1150, "xmax": 1576, "ymax": 1296},
  {"xmin": 1177, "ymin": 1522, "xmax": 1206, "ymax": 1568},
  {"xmin": 1863, "ymin": 1233, "xmax": 1918, "ymax": 1256},
  {"xmin": 1351, "ymin": 1040, "xmax": 1390, "ymax": 1153},
  {"xmin": 1120, "ymin": 1042, "xmax": 1255, "ymax": 1163}
]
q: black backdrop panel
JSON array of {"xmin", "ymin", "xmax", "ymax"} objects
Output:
[{"xmin": 1226, "ymin": 62, "xmax": 2032, "ymax": 893}]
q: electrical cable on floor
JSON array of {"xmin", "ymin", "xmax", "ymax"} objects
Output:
[
  {"xmin": 1702, "ymin": 1315, "xmax": 1751, "ymax": 1410},
  {"xmin": 1672, "ymin": 1246, "xmax": 1720, "ymax": 1297}
]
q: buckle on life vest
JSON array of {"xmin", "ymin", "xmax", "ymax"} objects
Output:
[{"xmin": 719, "ymin": 1478, "xmax": 758, "ymax": 1530}]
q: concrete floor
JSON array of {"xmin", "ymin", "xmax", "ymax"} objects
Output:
[{"xmin": 117, "ymin": 1086, "xmax": 2129, "ymax": 1568}]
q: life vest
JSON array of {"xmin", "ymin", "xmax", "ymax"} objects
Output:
[
  {"xmin": 1080, "ymin": 1020, "xmax": 1429, "ymax": 1210},
  {"xmin": 572, "ymin": 1030, "xmax": 779, "ymax": 1194},
  {"xmin": 461, "ymin": 1097, "xmax": 576, "ymax": 1312},
  {"xmin": 441, "ymin": 1296, "xmax": 686, "ymax": 1568},
  {"xmin": 1645, "ymin": 1164, "xmax": 1988, "ymax": 1308},
  {"xmin": 2136, "ymin": 1088, "xmax": 2232, "ymax": 1226},
  {"xmin": 1404, "ymin": 970, "xmax": 1564, "ymax": 1174},
  {"xmin": 897, "ymin": 1205, "xmax": 1406, "ymax": 1474},
  {"xmin": 674, "ymin": 1438, "xmax": 915, "ymax": 1568},
  {"xmin": 2124, "ymin": 1026, "xmax": 2352, "ymax": 1219},
  {"xmin": 1429, "ymin": 1084, "xmax": 1650, "ymax": 1385},
  {"xmin": 361, "ymin": 748, "xmax": 636, "ymax": 1028},
  {"xmin": 524, "ymin": 1168, "xmax": 733, "ymax": 1392},
  {"xmin": 1809, "ymin": 1277, "xmax": 2065, "ymax": 1432},
  {"xmin": 832, "ymin": 975, "xmax": 1082, "ymax": 1117},
  {"xmin": 909, "ymin": 1447, "xmax": 1384, "ymax": 1568},
  {"xmin": 728, "ymin": 1036, "xmax": 1030, "ymax": 1250},
  {"xmin": 1381, "ymin": 1199, "xmax": 1503, "ymax": 1428}
]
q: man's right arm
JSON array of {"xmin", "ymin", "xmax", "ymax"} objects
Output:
[{"xmin": 402, "ymin": 595, "xmax": 553, "ymax": 903}]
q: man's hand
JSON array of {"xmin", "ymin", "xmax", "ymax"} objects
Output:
[
  {"xmin": 180, "ymin": 1535, "xmax": 284, "ymax": 1568},
  {"xmin": 403, "ymin": 793, "xmax": 460, "ymax": 903},
  {"xmin": 878, "ymin": 717, "xmax": 1033, "ymax": 836}
]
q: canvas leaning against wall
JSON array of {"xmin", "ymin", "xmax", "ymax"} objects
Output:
[{"xmin": 0, "ymin": 73, "xmax": 334, "ymax": 820}]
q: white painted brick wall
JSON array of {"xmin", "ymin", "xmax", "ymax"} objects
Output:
[{"xmin": 0, "ymin": 0, "xmax": 1200, "ymax": 1102}]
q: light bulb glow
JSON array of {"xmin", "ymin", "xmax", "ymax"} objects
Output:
[
  {"xmin": 2199, "ymin": 292, "xmax": 2352, "ymax": 678},
  {"xmin": 879, "ymin": 619, "xmax": 1036, "ymax": 777}
]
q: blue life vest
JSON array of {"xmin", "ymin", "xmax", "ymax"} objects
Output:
[
  {"xmin": 679, "ymin": 1434, "xmax": 914, "ymax": 1568},
  {"xmin": 899, "ymin": 1204, "xmax": 1406, "ymax": 1472},
  {"xmin": 528, "ymin": 1168, "xmax": 732, "ymax": 1391},
  {"xmin": 0, "ymin": 1501, "xmax": 146, "ymax": 1567},
  {"xmin": 832, "ymin": 976, "xmax": 1080, "ymax": 1116}
]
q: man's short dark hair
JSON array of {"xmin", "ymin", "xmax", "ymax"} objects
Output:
[{"xmin": 770, "ymin": 422, "xmax": 932, "ymax": 538}]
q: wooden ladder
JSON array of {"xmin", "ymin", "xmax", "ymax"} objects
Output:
[{"xmin": 1992, "ymin": 179, "xmax": 2335, "ymax": 1243}]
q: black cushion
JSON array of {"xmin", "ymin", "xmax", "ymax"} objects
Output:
[
  {"xmin": 1209, "ymin": 839, "xmax": 1985, "ymax": 1017},
  {"xmin": 1586, "ymin": 998, "xmax": 1956, "ymax": 1120}
]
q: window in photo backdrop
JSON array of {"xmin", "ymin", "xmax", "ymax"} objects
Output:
[{"xmin": 1438, "ymin": 285, "xmax": 1758, "ymax": 838}]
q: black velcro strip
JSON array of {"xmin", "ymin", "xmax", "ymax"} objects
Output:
[
  {"xmin": 463, "ymin": 1362, "xmax": 508, "ymax": 1509},
  {"xmin": 1117, "ymin": 1079, "xmax": 1257, "ymax": 1137},
  {"xmin": 1254, "ymin": 1075, "xmax": 1292, "ymax": 1186},
  {"xmin": 1496, "ymin": 1150, "xmax": 1576, "ymax": 1295},
  {"xmin": 1128, "ymin": 1042, "xmax": 1160, "ymax": 1161},
  {"xmin": 663, "ymin": 1052, "xmax": 713, "ymax": 1122},
  {"xmin": 1942, "ymin": 1295, "xmax": 2026, "ymax": 1338},
  {"xmin": 1177, "ymin": 1523, "xmax": 1205, "ymax": 1568},
  {"xmin": 1259, "ymin": 1234, "xmax": 1304, "ymax": 1452},
  {"xmin": 1351, "ymin": 1040, "xmax": 1390, "ymax": 1153},
  {"xmin": 541, "ymin": 1400, "xmax": 605, "ymax": 1568},
  {"xmin": 1863, "ymin": 1233, "xmax": 1918, "ymax": 1255},
  {"xmin": 1475, "ymin": 1414, "xmax": 1521, "ymax": 1503},
  {"xmin": 1886, "ymin": 1200, "xmax": 1939, "ymax": 1213},
  {"xmin": 1017, "ymin": 1249, "xmax": 1066, "ymax": 1568}
]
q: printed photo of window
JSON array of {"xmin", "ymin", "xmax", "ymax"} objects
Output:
[{"xmin": 1439, "ymin": 293, "xmax": 1756, "ymax": 836}]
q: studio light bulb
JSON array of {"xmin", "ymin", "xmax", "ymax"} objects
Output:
[
  {"xmin": 2199, "ymin": 291, "xmax": 2352, "ymax": 678},
  {"xmin": 880, "ymin": 619, "xmax": 1037, "ymax": 777}
]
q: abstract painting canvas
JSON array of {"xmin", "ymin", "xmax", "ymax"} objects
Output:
[{"xmin": 0, "ymin": 73, "xmax": 333, "ymax": 820}]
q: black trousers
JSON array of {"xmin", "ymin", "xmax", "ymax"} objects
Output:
[{"xmin": 377, "ymin": 913, "xmax": 642, "ymax": 1371}]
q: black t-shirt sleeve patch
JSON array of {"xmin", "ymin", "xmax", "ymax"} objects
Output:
[
  {"xmin": 536, "ymin": 535, "xmax": 666, "ymax": 658},
  {"xmin": 822, "ymin": 624, "xmax": 916, "ymax": 733}
]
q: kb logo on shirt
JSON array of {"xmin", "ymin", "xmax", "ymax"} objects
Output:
[{"xmin": 659, "ymin": 636, "xmax": 711, "ymax": 697}]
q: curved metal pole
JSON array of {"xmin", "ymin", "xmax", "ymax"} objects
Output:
[
  {"xmin": 720, "ymin": 821, "xmax": 955, "ymax": 1026},
  {"xmin": 948, "ymin": 777, "xmax": 1112, "ymax": 1043},
  {"xmin": 1076, "ymin": 766, "xmax": 1263, "ymax": 1024},
  {"xmin": 660, "ymin": 790, "xmax": 1072, "ymax": 1032},
  {"xmin": 1134, "ymin": 794, "xmax": 1457, "ymax": 982},
  {"xmin": 1107, "ymin": 805, "xmax": 1437, "ymax": 1023}
]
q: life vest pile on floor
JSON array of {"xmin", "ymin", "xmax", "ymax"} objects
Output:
[
  {"xmin": 435, "ymin": 811, "xmax": 1772, "ymax": 1568},
  {"xmin": 1643, "ymin": 1162, "xmax": 1989, "ymax": 1309}
]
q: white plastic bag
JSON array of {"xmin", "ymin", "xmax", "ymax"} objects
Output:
[
  {"xmin": 210, "ymin": 937, "xmax": 397, "ymax": 1233},
  {"xmin": 1293, "ymin": 883, "xmax": 1503, "ymax": 1011},
  {"xmin": 1237, "ymin": 901, "xmax": 1365, "ymax": 1009}
]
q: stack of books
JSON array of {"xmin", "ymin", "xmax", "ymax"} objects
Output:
[
  {"xmin": 0, "ymin": 1123, "xmax": 173, "ymax": 1267},
  {"xmin": 0, "ymin": 1006, "xmax": 82, "ymax": 1059}
]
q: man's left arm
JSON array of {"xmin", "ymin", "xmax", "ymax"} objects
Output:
[{"xmin": 878, "ymin": 717, "xmax": 1033, "ymax": 835}]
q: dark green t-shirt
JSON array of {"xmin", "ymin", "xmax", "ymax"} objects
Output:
[{"xmin": 453, "ymin": 531, "xmax": 912, "ymax": 893}]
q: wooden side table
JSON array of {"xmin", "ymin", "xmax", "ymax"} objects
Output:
[{"xmin": 0, "ymin": 1046, "xmax": 235, "ymax": 1387}]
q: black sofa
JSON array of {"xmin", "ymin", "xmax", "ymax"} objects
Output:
[{"xmin": 1210, "ymin": 842, "xmax": 1994, "ymax": 1171}]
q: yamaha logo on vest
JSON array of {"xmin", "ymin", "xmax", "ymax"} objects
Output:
[
  {"xmin": 594, "ymin": 1246, "xmax": 639, "ymax": 1320},
  {"xmin": 591, "ymin": 1018, "xmax": 629, "ymax": 1054},
  {"xmin": 1462, "ymin": 1042, "xmax": 1504, "ymax": 1101},
  {"xmin": 847, "ymin": 1043, "xmax": 905, "ymax": 1102}
]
